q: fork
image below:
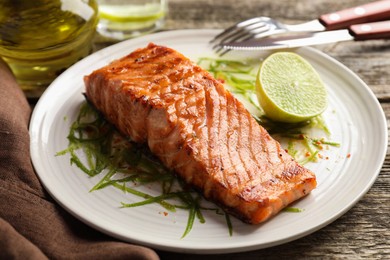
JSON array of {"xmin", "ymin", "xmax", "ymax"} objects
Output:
[{"xmin": 211, "ymin": 0, "xmax": 390, "ymax": 55}]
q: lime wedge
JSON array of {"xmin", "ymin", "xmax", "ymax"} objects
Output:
[{"xmin": 256, "ymin": 52, "xmax": 327, "ymax": 123}]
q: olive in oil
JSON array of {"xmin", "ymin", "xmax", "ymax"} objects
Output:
[{"xmin": 0, "ymin": 0, "xmax": 98, "ymax": 97}]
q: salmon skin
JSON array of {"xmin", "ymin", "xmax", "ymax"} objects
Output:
[{"xmin": 84, "ymin": 43, "xmax": 316, "ymax": 224}]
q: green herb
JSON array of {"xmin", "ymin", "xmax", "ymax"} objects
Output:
[
  {"xmin": 57, "ymin": 102, "xmax": 233, "ymax": 238},
  {"xmin": 283, "ymin": 207, "xmax": 304, "ymax": 213},
  {"xmin": 198, "ymin": 57, "xmax": 260, "ymax": 109}
]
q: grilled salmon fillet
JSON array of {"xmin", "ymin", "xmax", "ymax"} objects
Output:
[{"xmin": 84, "ymin": 43, "xmax": 317, "ymax": 224}]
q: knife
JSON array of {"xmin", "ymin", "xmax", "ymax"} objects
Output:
[
  {"xmin": 221, "ymin": 20, "xmax": 390, "ymax": 51},
  {"xmin": 316, "ymin": 0, "xmax": 390, "ymax": 31},
  {"xmin": 211, "ymin": 0, "xmax": 390, "ymax": 48}
]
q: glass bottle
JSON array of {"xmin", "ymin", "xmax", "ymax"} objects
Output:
[{"xmin": 0, "ymin": 0, "xmax": 98, "ymax": 98}]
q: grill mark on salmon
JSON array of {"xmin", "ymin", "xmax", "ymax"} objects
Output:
[{"xmin": 84, "ymin": 43, "xmax": 317, "ymax": 224}]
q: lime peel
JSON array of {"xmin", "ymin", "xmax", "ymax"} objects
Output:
[{"xmin": 256, "ymin": 52, "xmax": 327, "ymax": 123}]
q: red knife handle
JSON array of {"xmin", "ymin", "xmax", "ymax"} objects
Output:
[
  {"xmin": 350, "ymin": 20, "xmax": 390, "ymax": 40},
  {"xmin": 319, "ymin": 0, "xmax": 390, "ymax": 30}
]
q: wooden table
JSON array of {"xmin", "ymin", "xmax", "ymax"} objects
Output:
[{"xmin": 155, "ymin": 0, "xmax": 390, "ymax": 258}]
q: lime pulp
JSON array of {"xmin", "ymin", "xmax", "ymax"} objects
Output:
[{"xmin": 256, "ymin": 52, "xmax": 328, "ymax": 123}]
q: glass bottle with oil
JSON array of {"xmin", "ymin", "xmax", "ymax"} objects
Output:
[{"xmin": 0, "ymin": 0, "xmax": 98, "ymax": 98}]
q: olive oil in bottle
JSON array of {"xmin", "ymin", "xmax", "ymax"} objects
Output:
[{"xmin": 0, "ymin": 0, "xmax": 98, "ymax": 97}]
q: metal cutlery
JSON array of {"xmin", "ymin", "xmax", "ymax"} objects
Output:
[
  {"xmin": 211, "ymin": 0, "xmax": 390, "ymax": 54},
  {"xmin": 220, "ymin": 20, "xmax": 390, "ymax": 51}
]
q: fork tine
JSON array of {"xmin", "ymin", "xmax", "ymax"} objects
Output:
[
  {"xmin": 214, "ymin": 24, "xmax": 280, "ymax": 56},
  {"xmin": 214, "ymin": 33, "xmax": 257, "ymax": 56},
  {"xmin": 213, "ymin": 24, "xmax": 270, "ymax": 53},
  {"xmin": 211, "ymin": 25, "xmax": 254, "ymax": 47},
  {"xmin": 210, "ymin": 17, "xmax": 268, "ymax": 44},
  {"xmin": 216, "ymin": 49, "xmax": 232, "ymax": 57},
  {"xmin": 215, "ymin": 27, "xmax": 284, "ymax": 56},
  {"xmin": 212, "ymin": 22, "xmax": 269, "ymax": 51},
  {"xmin": 224, "ymin": 24, "xmax": 270, "ymax": 43},
  {"xmin": 214, "ymin": 31, "xmax": 257, "ymax": 51}
]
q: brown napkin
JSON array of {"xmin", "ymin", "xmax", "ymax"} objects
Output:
[{"xmin": 0, "ymin": 59, "xmax": 159, "ymax": 260}]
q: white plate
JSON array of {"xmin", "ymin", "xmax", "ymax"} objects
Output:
[{"xmin": 29, "ymin": 29, "xmax": 387, "ymax": 254}]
